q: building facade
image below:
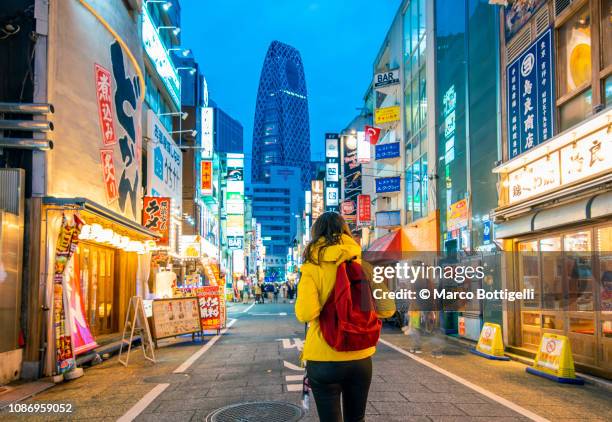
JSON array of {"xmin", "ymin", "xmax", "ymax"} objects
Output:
[
  {"xmin": 250, "ymin": 166, "xmax": 302, "ymax": 282},
  {"xmin": 493, "ymin": 0, "xmax": 612, "ymax": 378},
  {"xmin": 251, "ymin": 41, "xmax": 311, "ymax": 189}
]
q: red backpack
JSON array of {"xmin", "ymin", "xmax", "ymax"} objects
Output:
[{"xmin": 319, "ymin": 259, "xmax": 382, "ymax": 351}]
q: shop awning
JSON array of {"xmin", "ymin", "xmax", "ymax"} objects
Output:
[
  {"xmin": 494, "ymin": 213, "xmax": 535, "ymax": 239},
  {"xmin": 43, "ymin": 197, "xmax": 159, "ymax": 240},
  {"xmin": 496, "ymin": 189, "xmax": 612, "ymax": 238},
  {"xmin": 590, "ymin": 191, "xmax": 612, "ymax": 219},
  {"xmin": 366, "ymin": 229, "xmax": 403, "ymax": 253}
]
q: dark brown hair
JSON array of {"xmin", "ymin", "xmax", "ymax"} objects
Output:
[{"xmin": 303, "ymin": 212, "xmax": 352, "ymax": 264}]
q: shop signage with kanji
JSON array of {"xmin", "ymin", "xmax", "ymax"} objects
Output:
[
  {"xmin": 506, "ymin": 28, "xmax": 554, "ymax": 159},
  {"xmin": 311, "ymin": 180, "xmax": 324, "ymax": 220},
  {"xmin": 508, "ymin": 124, "xmax": 611, "ymax": 204},
  {"xmin": 375, "ymin": 176, "xmax": 400, "ymax": 193},
  {"xmin": 146, "ymin": 110, "xmax": 182, "ymax": 208},
  {"xmin": 100, "ymin": 149, "xmax": 119, "ymax": 204},
  {"xmin": 143, "ymin": 196, "xmax": 170, "ymax": 246},
  {"xmin": 357, "ymin": 194, "xmax": 371, "ymax": 226},
  {"xmin": 198, "ymin": 286, "xmax": 225, "ymax": 330},
  {"xmin": 94, "ymin": 64, "xmax": 117, "ymax": 146},
  {"xmin": 200, "ymin": 160, "xmax": 213, "ymax": 195}
]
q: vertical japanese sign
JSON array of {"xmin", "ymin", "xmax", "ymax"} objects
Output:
[
  {"xmin": 357, "ymin": 194, "xmax": 371, "ymax": 226},
  {"xmin": 146, "ymin": 110, "xmax": 182, "ymax": 212},
  {"xmin": 311, "ymin": 180, "xmax": 324, "ymax": 221},
  {"xmin": 142, "ymin": 196, "xmax": 170, "ymax": 246},
  {"xmin": 94, "ymin": 64, "xmax": 116, "ymax": 146},
  {"xmin": 200, "ymin": 160, "xmax": 213, "ymax": 195},
  {"xmin": 100, "ymin": 150, "xmax": 119, "ymax": 204},
  {"xmin": 325, "ymin": 134, "xmax": 340, "ymax": 212},
  {"xmin": 506, "ymin": 28, "xmax": 554, "ymax": 159},
  {"xmin": 343, "ymin": 134, "xmax": 361, "ymax": 223},
  {"xmin": 53, "ymin": 214, "xmax": 84, "ymax": 374}
]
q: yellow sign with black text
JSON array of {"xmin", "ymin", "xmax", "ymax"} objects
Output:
[{"xmin": 374, "ymin": 105, "xmax": 400, "ymax": 124}]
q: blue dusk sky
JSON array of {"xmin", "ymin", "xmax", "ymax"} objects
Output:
[{"xmin": 181, "ymin": 0, "xmax": 400, "ymax": 175}]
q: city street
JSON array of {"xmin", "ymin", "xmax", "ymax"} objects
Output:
[{"xmin": 3, "ymin": 302, "xmax": 610, "ymax": 421}]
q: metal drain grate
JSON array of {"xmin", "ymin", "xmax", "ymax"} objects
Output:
[{"xmin": 206, "ymin": 401, "xmax": 304, "ymax": 422}]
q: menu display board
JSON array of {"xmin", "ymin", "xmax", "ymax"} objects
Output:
[{"xmin": 151, "ymin": 297, "xmax": 202, "ymax": 340}]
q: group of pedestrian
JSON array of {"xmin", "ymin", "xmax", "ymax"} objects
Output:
[{"xmin": 235, "ymin": 280, "xmax": 297, "ymax": 304}]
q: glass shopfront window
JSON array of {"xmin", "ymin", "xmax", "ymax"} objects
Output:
[
  {"xmin": 403, "ymin": 0, "xmax": 428, "ymax": 222},
  {"xmin": 558, "ymin": 6, "xmax": 592, "ymax": 96},
  {"xmin": 515, "ymin": 223, "xmax": 612, "ymax": 374},
  {"xmin": 602, "ymin": 0, "xmax": 612, "ymax": 69}
]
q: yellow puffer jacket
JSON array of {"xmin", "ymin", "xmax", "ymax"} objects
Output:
[{"xmin": 295, "ymin": 234, "xmax": 396, "ymax": 362}]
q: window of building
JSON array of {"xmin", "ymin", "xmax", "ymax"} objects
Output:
[
  {"xmin": 602, "ymin": 0, "xmax": 612, "ymax": 69},
  {"xmin": 605, "ymin": 74, "xmax": 612, "ymax": 105},
  {"xmin": 555, "ymin": 1, "xmax": 611, "ymax": 131}
]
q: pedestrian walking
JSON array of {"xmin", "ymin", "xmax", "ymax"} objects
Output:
[
  {"xmin": 281, "ymin": 283, "xmax": 288, "ymax": 303},
  {"xmin": 273, "ymin": 284, "xmax": 279, "ymax": 303},
  {"xmin": 295, "ymin": 212, "xmax": 395, "ymax": 422},
  {"xmin": 254, "ymin": 283, "xmax": 262, "ymax": 304}
]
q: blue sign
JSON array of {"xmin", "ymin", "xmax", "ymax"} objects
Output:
[
  {"xmin": 506, "ymin": 28, "xmax": 554, "ymax": 159},
  {"xmin": 375, "ymin": 142, "xmax": 400, "ymax": 160},
  {"xmin": 483, "ymin": 220, "xmax": 491, "ymax": 245},
  {"xmin": 375, "ymin": 176, "xmax": 401, "ymax": 193}
]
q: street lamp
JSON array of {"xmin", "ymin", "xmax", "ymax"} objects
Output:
[
  {"xmin": 176, "ymin": 66, "xmax": 196, "ymax": 75},
  {"xmin": 145, "ymin": 0, "xmax": 172, "ymax": 11},
  {"xmin": 158, "ymin": 26, "xmax": 180, "ymax": 36},
  {"xmin": 168, "ymin": 48, "xmax": 191, "ymax": 57},
  {"xmin": 159, "ymin": 111, "xmax": 188, "ymax": 120}
]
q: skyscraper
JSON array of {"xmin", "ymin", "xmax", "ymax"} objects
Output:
[{"xmin": 252, "ymin": 41, "xmax": 311, "ymax": 189}]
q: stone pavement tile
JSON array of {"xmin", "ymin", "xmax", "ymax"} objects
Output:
[
  {"xmin": 148, "ymin": 397, "xmax": 237, "ymax": 413},
  {"xmin": 246, "ymin": 375, "xmax": 285, "ymax": 386},
  {"xmin": 366, "ymin": 391, "xmax": 409, "ymax": 402},
  {"xmin": 366, "ymin": 416, "xmax": 431, "ymax": 422},
  {"xmin": 370, "ymin": 382, "xmax": 428, "ymax": 393},
  {"xmin": 134, "ymin": 409, "xmax": 195, "ymax": 421},
  {"xmin": 160, "ymin": 388, "xmax": 210, "ymax": 401},
  {"xmin": 400, "ymin": 392, "xmax": 487, "ymax": 404},
  {"xmin": 420, "ymin": 382, "xmax": 458, "ymax": 393},
  {"xmin": 369, "ymin": 400, "xmax": 465, "ymax": 416},
  {"xmin": 428, "ymin": 417, "xmax": 529, "ymax": 422},
  {"xmin": 208, "ymin": 379, "xmax": 248, "ymax": 389},
  {"xmin": 454, "ymin": 403, "xmax": 522, "ymax": 417}
]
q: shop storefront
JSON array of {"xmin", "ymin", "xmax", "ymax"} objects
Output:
[
  {"xmin": 41, "ymin": 198, "xmax": 158, "ymax": 375},
  {"xmin": 494, "ymin": 111, "xmax": 612, "ymax": 378}
]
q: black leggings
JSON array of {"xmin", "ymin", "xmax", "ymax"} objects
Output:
[{"xmin": 306, "ymin": 357, "xmax": 372, "ymax": 422}]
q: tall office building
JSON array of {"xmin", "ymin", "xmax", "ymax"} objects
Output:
[{"xmin": 251, "ymin": 41, "xmax": 311, "ymax": 189}]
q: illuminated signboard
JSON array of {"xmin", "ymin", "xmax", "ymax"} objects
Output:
[
  {"xmin": 201, "ymin": 107, "xmax": 214, "ymax": 159},
  {"xmin": 142, "ymin": 7, "xmax": 180, "ymax": 108},
  {"xmin": 311, "ymin": 180, "xmax": 324, "ymax": 220},
  {"xmin": 508, "ymin": 125, "xmax": 611, "ymax": 204}
]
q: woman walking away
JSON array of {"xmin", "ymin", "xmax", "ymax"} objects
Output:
[{"xmin": 295, "ymin": 212, "xmax": 395, "ymax": 422}]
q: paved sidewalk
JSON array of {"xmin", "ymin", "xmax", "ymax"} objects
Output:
[
  {"xmin": 380, "ymin": 329, "xmax": 612, "ymax": 421},
  {"xmin": 2, "ymin": 303, "xmax": 611, "ymax": 421}
]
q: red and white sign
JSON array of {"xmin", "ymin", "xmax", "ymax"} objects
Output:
[
  {"xmin": 201, "ymin": 160, "xmax": 213, "ymax": 195},
  {"xmin": 365, "ymin": 125, "xmax": 381, "ymax": 145},
  {"xmin": 94, "ymin": 64, "xmax": 117, "ymax": 146},
  {"xmin": 341, "ymin": 200, "xmax": 355, "ymax": 216},
  {"xmin": 357, "ymin": 194, "xmax": 371, "ymax": 226},
  {"xmin": 100, "ymin": 149, "xmax": 119, "ymax": 204},
  {"xmin": 142, "ymin": 196, "xmax": 171, "ymax": 246},
  {"xmin": 198, "ymin": 285, "xmax": 225, "ymax": 330}
]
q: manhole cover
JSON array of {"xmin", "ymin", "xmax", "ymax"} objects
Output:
[{"xmin": 206, "ymin": 401, "xmax": 304, "ymax": 422}]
